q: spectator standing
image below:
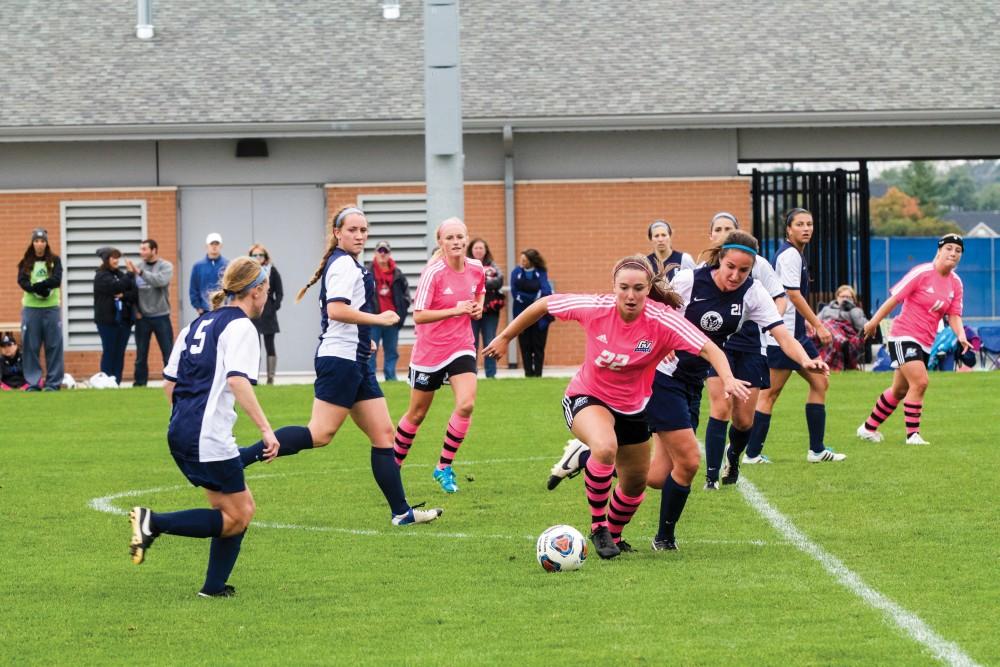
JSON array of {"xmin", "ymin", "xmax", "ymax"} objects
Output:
[
  {"xmin": 189, "ymin": 232, "xmax": 228, "ymax": 317},
  {"xmin": 366, "ymin": 241, "xmax": 409, "ymax": 381},
  {"xmin": 16, "ymin": 228, "xmax": 64, "ymax": 391},
  {"xmin": 93, "ymin": 247, "xmax": 137, "ymax": 385},
  {"xmin": 126, "ymin": 239, "xmax": 174, "ymax": 386},
  {"xmin": 1, "ymin": 332, "xmax": 30, "ymax": 391},
  {"xmin": 646, "ymin": 220, "xmax": 696, "ymax": 280},
  {"xmin": 511, "ymin": 248, "xmax": 552, "ymax": 377},
  {"xmin": 248, "ymin": 244, "xmax": 283, "ymax": 384},
  {"xmin": 468, "ymin": 238, "xmax": 504, "ymax": 378}
]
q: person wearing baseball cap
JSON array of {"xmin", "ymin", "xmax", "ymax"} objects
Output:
[
  {"xmin": 365, "ymin": 240, "xmax": 410, "ymax": 381},
  {"xmin": 858, "ymin": 233, "xmax": 967, "ymax": 446},
  {"xmin": 1, "ymin": 332, "xmax": 30, "ymax": 391},
  {"xmin": 16, "ymin": 228, "xmax": 65, "ymax": 390},
  {"xmin": 189, "ymin": 232, "xmax": 229, "ymax": 316}
]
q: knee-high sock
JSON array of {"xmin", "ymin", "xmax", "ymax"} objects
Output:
[
  {"xmin": 201, "ymin": 530, "xmax": 245, "ymax": 595},
  {"xmin": 864, "ymin": 389, "xmax": 900, "ymax": 432},
  {"xmin": 150, "ymin": 508, "xmax": 223, "ymax": 539},
  {"xmin": 438, "ymin": 413, "xmax": 471, "ymax": 469},
  {"xmin": 371, "ymin": 446, "xmax": 409, "ymax": 516},
  {"xmin": 904, "ymin": 401, "xmax": 923, "ymax": 436},
  {"xmin": 584, "ymin": 459, "xmax": 615, "ymax": 534},
  {"xmin": 607, "ymin": 487, "xmax": 645, "ymax": 544},
  {"xmin": 805, "ymin": 403, "xmax": 826, "ymax": 453},
  {"xmin": 705, "ymin": 417, "xmax": 728, "ymax": 481},
  {"xmin": 239, "ymin": 425, "xmax": 314, "ymax": 468},
  {"xmin": 657, "ymin": 474, "xmax": 691, "ymax": 542},
  {"xmin": 745, "ymin": 411, "xmax": 772, "ymax": 459},
  {"xmin": 393, "ymin": 417, "xmax": 420, "ymax": 467},
  {"xmin": 728, "ymin": 424, "xmax": 751, "ymax": 459}
]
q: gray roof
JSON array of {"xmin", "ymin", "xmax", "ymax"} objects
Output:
[
  {"xmin": 941, "ymin": 211, "xmax": 1000, "ymax": 233},
  {"xmin": 2, "ymin": 1, "xmax": 1000, "ymax": 138}
]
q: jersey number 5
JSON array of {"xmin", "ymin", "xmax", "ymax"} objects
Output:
[
  {"xmin": 189, "ymin": 319, "xmax": 214, "ymax": 355},
  {"xmin": 595, "ymin": 350, "xmax": 629, "ymax": 370}
]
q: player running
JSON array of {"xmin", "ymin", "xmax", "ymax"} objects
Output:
[
  {"xmin": 857, "ymin": 234, "xmax": 967, "ymax": 445},
  {"xmin": 485, "ymin": 255, "xmax": 747, "ymax": 560},
  {"xmin": 392, "ymin": 218, "xmax": 486, "ymax": 494}
]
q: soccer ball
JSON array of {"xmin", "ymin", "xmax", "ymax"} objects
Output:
[{"xmin": 536, "ymin": 524, "xmax": 587, "ymax": 572}]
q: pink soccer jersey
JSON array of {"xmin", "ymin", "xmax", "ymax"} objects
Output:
[
  {"xmin": 410, "ymin": 257, "xmax": 486, "ymax": 371},
  {"xmin": 888, "ymin": 263, "xmax": 964, "ymax": 350},
  {"xmin": 549, "ymin": 294, "xmax": 709, "ymax": 414}
]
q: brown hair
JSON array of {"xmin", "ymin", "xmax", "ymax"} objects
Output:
[
  {"xmin": 18, "ymin": 241, "xmax": 56, "ymax": 278},
  {"xmin": 613, "ymin": 254, "xmax": 683, "ymax": 308},
  {"xmin": 699, "ymin": 230, "xmax": 759, "ymax": 268},
  {"xmin": 248, "ymin": 243, "xmax": 270, "ymax": 264},
  {"xmin": 466, "ymin": 237, "xmax": 494, "ymax": 264},
  {"xmin": 296, "ymin": 205, "xmax": 364, "ymax": 303},
  {"xmin": 209, "ymin": 256, "xmax": 267, "ymax": 310}
]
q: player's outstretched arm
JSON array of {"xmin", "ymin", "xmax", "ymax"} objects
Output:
[
  {"xmin": 483, "ymin": 297, "xmax": 551, "ymax": 358},
  {"xmin": 697, "ymin": 340, "xmax": 751, "ymax": 401},
  {"xmin": 771, "ymin": 325, "xmax": 829, "ymax": 375},
  {"xmin": 227, "ymin": 376, "xmax": 279, "ymax": 461},
  {"xmin": 863, "ymin": 295, "xmax": 898, "ymax": 340}
]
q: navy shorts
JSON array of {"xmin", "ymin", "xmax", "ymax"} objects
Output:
[
  {"xmin": 409, "ymin": 355, "xmax": 477, "ymax": 392},
  {"xmin": 708, "ymin": 349, "xmax": 771, "ymax": 389},
  {"xmin": 646, "ymin": 372, "xmax": 704, "ymax": 433},
  {"xmin": 887, "ymin": 339, "xmax": 929, "ymax": 368},
  {"xmin": 172, "ymin": 454, "xmax": 246, "ymax": 494},
  {"xmin": 314, "ymin": 355, "xmax": 384, "ymax": 407},
  {"xmin": 561, "ymin": 394, "xmax": 650, "ymax": 446},
  {"xmin": 766, "ymin": 336, "xmax": 819, "ymax": 371}
]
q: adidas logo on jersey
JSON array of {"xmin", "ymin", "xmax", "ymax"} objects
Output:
[
  {"xmin": 634, "ymin": 339, "xmax": 652, "ymax": 353},
  {"xmin": 443, "ymin": 287, "xmax": 454, "ymax": 295},
  {"xmin": 596, "ymin": 334, "xmax": 608, "ymax": 343},
  {"xmin": 925, "ymin": 286, "xmax": 935, "ymax": 293}
]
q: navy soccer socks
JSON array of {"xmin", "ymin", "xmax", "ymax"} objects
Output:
[
  {"xmin": 704, "ymin": 417, "xmax": 728, "ymax": 483},
  {"xmin": 201, "ymin": 530, "xmax": 246, "ymax": 596},
  {"xmin": 151, "ymin": 508, "xmax": 224, "ymax": 538},
  {"xmin": 239, "ymin": 425, "xmax": 314, "ymax": 467},
  {"xmin": 656, "ymin": 474, "xmax": 691, "ymax": 543},
  {"xmin": 371, "ymin": 446, "xmax": 409, "ymax": 516},
  {"xmin": 728, "ymin": 424, "xmax": 751, "ymax": 459},
  {"xmin": 744, "ymin": 411, "xmax": 772, "ymax": 459},
  {"xmin": 805, "ymin": 403, "xmax": 826, "ymax": 453}
]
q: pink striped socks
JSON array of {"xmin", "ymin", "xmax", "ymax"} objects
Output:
[
  {"xmin": 584, "ymin": 459, "xmax": 615, "ymax": 534},
  {"xmin": 608, "ymin": 488, "xmax": 645, "ymax": 544},
  {"xmin": 904, "ymin": 401, "xmax": 923, "ymax": 436},
  {"xmin": 864, "ymin": 389, "xmax": 900, "ymax": 432},
  {"xmin": 393, "ymin": 417, "xmax": 420, "ymax": 467},
  {"xmin": 438, "ymin": 413, "xmax": 471, "ymax": 469}
]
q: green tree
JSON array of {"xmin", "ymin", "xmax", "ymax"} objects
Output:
[
  {"xmin": 940, "ymin": 165, "xmax": 978, "ymax": 210},
  {"xmin": 870, "ymin": 186, "xmax": 961, "ymax": 237},
  {"xmin": 899, "ymin": 161, "xmax": 943, "ymax": 216},
  {"xmin": 976, "ymin": 183, "xmax": 1000, "ymax": 211}
]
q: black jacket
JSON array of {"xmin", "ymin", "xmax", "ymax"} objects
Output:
[
  {"xmin": 1, "ymin": 350, "xmax": 27, "ymax": 388},
  {"xmin": 252, "ymin": 265, "xmax": 283, "ymax": 335},
  {"xmin": 93, "ymin": 268, "xmax": 138, "ymax": 325},
  {"xmin": 17, "ymin": 256, "xmax": 63, "ymax": 298},
  {"xmin": 365, "ymin": 261, "xmax": 411, "ymax": 329}
]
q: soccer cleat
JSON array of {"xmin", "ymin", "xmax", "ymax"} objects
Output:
[
  {"xmin": 590, "ymin": 526, "xmax": 621, "ymax": 560},
  {"xmin": 651, "ymin": 536, "xmax": 678, "ymax": 551},
  {"xmin": 197, "ymin": 585, "xmax": 237, "ymax": 598},
  {"xmin": 432, "ymin": 465, "xmax": 459, "ymax": 493},
  {"xmin": 905, "ymin": 432, "xmax": 930, "ymax": 446},
  {"xmin": 128, "ymin": 506, "xmax": 156, "ymax": 565},
  {"xmin": 856, "ymin": 424, "xmax": 884, "ymax": 443},
  {"xmin": 742, "ymin": 453, "xmax": 771, "ymax": 464},
  {"xmin": 617, "ymin": 539, "xmax": 635, "ymax": 553},
  {"xmin": 721, "ymin": 448, "xmax": 740, "ymax": 485},
  {"xmin": 807, "ymin": 447, "xmax": 847, "ymax": 463},
  {"xmin": 547, "ymin": 439, "xmax": 589, "ymax": 490},
  {"xmin": 391, "ymin": 503, "xmax": 443, "ymax": 526},
  {"xmin": 704, "ymin": 478, "xmax": 720, "ymax": 491}
]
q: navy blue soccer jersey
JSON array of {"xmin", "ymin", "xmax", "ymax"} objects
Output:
[
  {"xmin": 317, "ymin": 248, "xmax": 377, "ymax": 362},
  {"xmin": 725, "ymin": 258, "xmax": 786, "ymax": 354},
  {"xmin": 657, "ymin": 267, "xmax": 782, "ymax": 385},
  {"xmin": 647, "ymin": 250, "xmax": 696, "ymax": 281},
  {"xmin": 164, "ymin": 307, "xmax": 261, "ymax": 462},
  {"xmin": 770, "ymin": 240, "xmax": 809, "ymax": 342}
]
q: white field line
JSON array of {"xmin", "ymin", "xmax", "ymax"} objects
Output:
[{"xmin": 737, "ymin": 476, "xmax": 981, "ymax": 667}]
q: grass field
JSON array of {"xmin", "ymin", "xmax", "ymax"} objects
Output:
[{"xmin": 1, "ymin": 373, "xmax": 998, "ymax": 665}]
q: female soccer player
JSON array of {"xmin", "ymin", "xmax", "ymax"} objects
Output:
[
  {"xmin": 743, "ymin": 208, "xmax": 847, "ymax": 464},
  {"xmin": 393, "ymin": 218, "xmax": 486, "ymax": 494},
  {"xmin": 128, "ymin": 256, "xmax": 279, "ymax": 597},
  {"xmin": 293, "ymin": 205, "xmax": 442, "ymax": 525},
  {"xmin": 646, "ymin": 219, "xmax": 696, "ymax": 280},
  {"xmin": 485, "ymin": 255, "xmax": 746, "ymax": 560},
  {"xmin": 857, "ymin": 234, "xmax": 967, "ymax": 445}
]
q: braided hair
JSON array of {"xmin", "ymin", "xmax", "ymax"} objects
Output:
[{"xmin": 296, "ymin": 205, "xmax": 365, "ymax": 303}]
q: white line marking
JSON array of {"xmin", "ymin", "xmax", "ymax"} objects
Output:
[{"xmin": 737, "ymin": 476, "xmax": 981, "ymax": 667}]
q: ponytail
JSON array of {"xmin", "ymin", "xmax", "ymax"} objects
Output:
[
  {"xmin": 613, "ymin": 254, "xmax": 683, "ymax": 309},
  {"xmin": 210, "ymin": 256, "xmax": 267, "ymax": 311},
  {"xmin": 699, "ymin": 230, "xmax": 759, "ymax": 268},
  {"xmin": 297, "ymin": 205, "xmax": 365, "ymax": 303}
]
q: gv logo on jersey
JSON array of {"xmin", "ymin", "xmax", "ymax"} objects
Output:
[
  {"xmin": 634, "ymin": 339, "xmax": 652, "ymax": 353},
  {"xmin": 700, "ymin": 311, "xmax": 723, "ymax": 332}
]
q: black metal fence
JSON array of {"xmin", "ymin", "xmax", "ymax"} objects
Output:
[{"xmin": 751, "ymin": 165, "xmax": 871, "ymax": 308}]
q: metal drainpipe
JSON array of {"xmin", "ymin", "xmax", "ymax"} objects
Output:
[
  {"xmin": 503, "ymin": 125, "xmax": 518, "ymax": 368},
  {"xmin": 136, "ymin": 0, "xmax": 154, "ymax": 39}
]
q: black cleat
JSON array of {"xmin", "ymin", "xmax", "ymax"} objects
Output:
[
  {"xmin": 651, "ymin": 536, "xmax": 678, "ymax": 551},
  {"xmin": 721, "ymin": 447, "xmax": 740, "ymax": 485},
  {"xmin": 197, "ymin": 584, "xmax": 237, "ymax": 598},
  {"xmin": 128, "ymin": 506, "xmax": 157, "ymax": 565},
  {"xmin": 617, "ymin": 539, "xmax": 635, "ymax": 553},
  {"xmin": 590, "ymin": 526, "xmax": 621, "ymax": 560}
]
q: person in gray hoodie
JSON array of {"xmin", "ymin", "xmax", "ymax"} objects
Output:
[{"xmin": 126, "ymin": 239, "xmax": 174, "ymax": 386}]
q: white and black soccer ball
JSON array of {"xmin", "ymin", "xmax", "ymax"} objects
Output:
[{"xmin": 536, "ymin": 524, "xmax": 587, "ymax": 572}]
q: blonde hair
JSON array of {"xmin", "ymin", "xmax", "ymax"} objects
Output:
[
  {"xmin": 296, "ymin": 205, "xmax": 365, "ymax": 303},
  {"xmin": 209, "ymin": 256, "xmax": 267, "ymax": 311},
  {"xmin": 699, "ymin": 230, "xmax": 759, "ymax": 268},
  {"xmin": 613, "ymin": 254, "xmax": 683, "ymax": 309},
  {"xmin": 835, "ymin": 284, "xmax": 858, "ymax": 302}
]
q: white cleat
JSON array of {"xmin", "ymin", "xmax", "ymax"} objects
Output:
[
  {"xmin": 807, "ymin": 448, "xmax": 847, "ymax": 463},
  {"xmin": 392, "ymin": 505, "xmax": 443, "ymax": 526},
  {"xmin": 905, "ymin": 432, "xmax": 930, "ymax": 446},
  {"xmin": 856, "ymin": 424, "xmax": 884, "ymax": 443},
  {"xmin": 742, "ymin": 454, "xmax": 771, "ymax": 465},
  {"xmin": 547, "ymin": 439, "xmax": 590, "ymax": 490}
]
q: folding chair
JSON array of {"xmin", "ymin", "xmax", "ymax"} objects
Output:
[{"xmin": 978, "ymin": 326, "xmax": 1000, "ymax": 370}]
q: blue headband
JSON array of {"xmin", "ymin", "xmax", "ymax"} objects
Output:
[
  {"xmin": 722, "ymin": 243, "xmax": 757, "ymax": 255},
  {"xmin": 334, "ymin": 207, "xmax": 364, "ymax": 228},
  {"xmin": 226, "ymin": 266, "xmax": 269, "ymax": 297}
]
